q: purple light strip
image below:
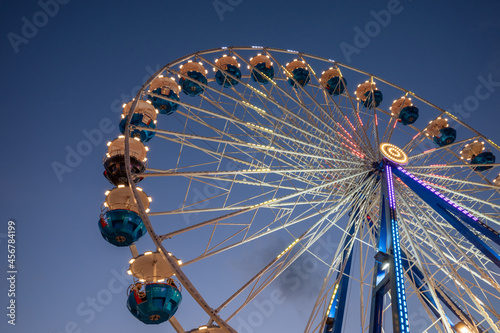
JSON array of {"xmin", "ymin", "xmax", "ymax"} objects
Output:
[
  {"xmin": 386, "ymin": 165, "xmax": 396, "ymax": 210},
  {"xmin": 396, "ymin": 166, "xmax": 480, "ymax": 222}
]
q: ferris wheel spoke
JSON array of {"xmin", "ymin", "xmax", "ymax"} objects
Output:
[
  {"xmin": 397, "ymin": 196, "xmax": 459, "ymax": 331},
  {"xmin": 183, "ymin": 198, "xmax": 347, "ymax": 267},
  {"xmin": 163, "ymin": 175, "xmax": 375, "ymax": 272},
  {"xmin": 407, "ymin": 171, "xmax": 500, "ymax": 225},
  {"xmin": 408, "ymin": 136, "xmax": 482, "ymax": 162},
  {"xmin": 258, "ymin": 53, "xmax": 371, "ymax": 158},
  {"xmin": 307, "ymin": 62, "xmax": 377, "ymax": 160},
  {"xmin": 298, "ymin": 60, "xmax": 377, "ymax": 159},
  {"xmin": 396, "ymin": 184, "xmax": 500, "ymax": 293},
  {"xmin": 147, "ymin": 93, "xmax": 363, "ymax": 165},
  {"xmin": 216, "ymin": 181, "xmax": 375, "ymax": 322},
  {"xmin": 396, "ymin": 188, "xmax": 500, "ymax": 331},
  {"xmin": 194, "ymin": 55, "xmax": 363, "ymax": 158},
  {"xmin": 396, "ymin": 184, "xmax": 497, "ymax": 267},
  {"xmin": 138, "ymin": 125, "xmax": 365, "ymax": 166},
  {"xmin": 140, "ymin": 170, "xmax": 352, "ymax": 193},
  {"xmin": 305, "ymin": 188, "xmax": 376, "ymax": 333},
  {"xmin": 153, "ymin": 169, "xmax": 369, "ymax": 236}
]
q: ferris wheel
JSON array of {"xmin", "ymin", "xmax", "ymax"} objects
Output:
[{"xmin": 98, "ymin": 46, "xmax": 500, "ymax": 333}]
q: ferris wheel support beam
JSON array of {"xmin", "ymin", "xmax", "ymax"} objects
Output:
[
  {"xmin": 322, "ymin": 210, "xmax": 359, "ymax": 333},
  {"xmin": 369, "ymin": 163, "xmax": 411, "ymax": 333},
  {"xmin": 392, "ymin": 166, "xmax": 500, "ymax": 267}
]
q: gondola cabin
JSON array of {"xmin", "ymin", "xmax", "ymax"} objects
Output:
[
  {"xmin": 127, "ymin": 281, "xmax": 182, "ymax": 325},
  {"xmin": 98, "ymin": 187, "xmax": 151, "ymax": 246},
  {"xmin": 103, "ymin": 136, "xmax": 148, "ymax": 186},
  {"xmin": 147, "ymin": 76, "xmax": 180, "ymax": 115},
  {"xmin": 320, "ymin": 67, "xmax": 347, "ymax": 95},
  {"xmin": 355, "ymin": 81, "xmax": 383, "ymax": 108},
  {"xmin": 214, "ymin": 55, "xmax": 241, "ymax": 87},
  {"xmin": 390, "ymin": 97, "xmax": 419, "ymax": 125},
  {"xmin": 178, "ymin": 61, "xmax": 208, "ymax": 96},
  {"xmin": 285, "ymin": 59, "xmax": 310, "ymax": 87},
  {"xmin": 249, "ymin": 54, "xmax": 275, "ymax": 84},
  {"xmin": 119, "ymin": 100, "xmax": 157, "ymax": 142}
]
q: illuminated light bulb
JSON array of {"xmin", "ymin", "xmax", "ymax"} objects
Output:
[
  {"xmin": 129, "ymin": 258, "xmax": 135, "ymax": 264},
  {"xmin": 118, "ymin": 184, "xmax": 125, "ymax": 188},
  {"xmin": 107, "ymin": 141, "xmax": 112, "ymax": 146},
  {"xmin": 144, "ymin": 251, "xmax": 153, "ymax": 255},
  {"xmin": 127, "ymin": 270, "xmax": 132, "ymax": 275}
]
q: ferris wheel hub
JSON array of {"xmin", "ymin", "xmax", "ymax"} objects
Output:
[{"xmin": 379, "ymin": 143, "xmax": 408, "ymax": 165}]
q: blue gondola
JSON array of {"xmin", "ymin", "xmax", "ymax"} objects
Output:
[
  {"xmin": 127, "ymin": 282, "xmax": 182, "ymax": 325},
  {"xmin": 433, "ymin": 127, "xmax": 457, "ymax": 147},
  {"xmin": 98, "ymin": 209, "xmax": 146, "ymax": 247},
  {"xmin": 398, "ymin": 105, "xmax": 419, "ymax": 125},
  {"xmin": 471, "ymin": 152, "xmax": 495, "ymax": 171},
  {"xmin": 215, "ymin": 64, "xmax": 241, "ymax": 88},
  {"xmin": 325, "ymin": 76, "xmax": 347, "ymax": 95},
  {"xmin": 148, "ymin": 88, "xmax": 180, "ymax": 115},
  {"xmin": 363, "ymin": 90, "xmax": 383, "ymax": 108},
  {"xmin": 179, "ymin": 71, "xmax": 207, "ymax": 97},
  {"xmin": 119, "ymin": 113, "xmax": 156, "ymax": 142},
  {"xmin": 251, "ymin": 62, "xmax": 275, "ymax": 84},
  {"xmin": 288, "ymin": 67, "xmax": 310, "ymax": 87}
]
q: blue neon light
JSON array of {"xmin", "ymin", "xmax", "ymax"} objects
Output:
[{"xmin": 385, "ymin": 165, "xmax": 411, "ymax": 332}]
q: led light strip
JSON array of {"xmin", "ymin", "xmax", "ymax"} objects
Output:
[{"xmin": 386, "ymin": 165, "xmax": 410, "ymax": 333}]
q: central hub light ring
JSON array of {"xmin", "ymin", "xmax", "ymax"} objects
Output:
[{"xmin": 379, "ymin": 143, "xmax": 408, "ymax": 165}]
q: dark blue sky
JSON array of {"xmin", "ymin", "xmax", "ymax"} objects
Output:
[{"xmin": 1, "ymin": 1, "xmax": 500, "ymax": 332}]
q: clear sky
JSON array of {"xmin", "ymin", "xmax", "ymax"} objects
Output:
[{"xmin": 1, "ymin": 1, "xmax": 500, "ymax": 332}]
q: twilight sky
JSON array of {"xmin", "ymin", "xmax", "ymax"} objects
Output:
[{"xmin": 1, "ymin": 1, "xmax": 500, "ymax": 332}]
